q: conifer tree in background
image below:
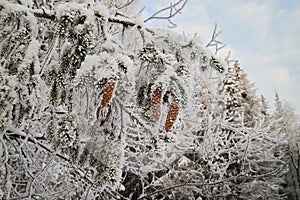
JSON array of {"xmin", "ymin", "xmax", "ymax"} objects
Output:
[
  {"xmin": 258, "ymin": 94, "xmax": 270, "ymax": 124},
  {"xmin": 0, "ymin": 0, "xmax": 296, "ymax": 199},
  {"xmin": 198, "ymin": 60, "xmax": 288, "ymax": 199},
  {"xmin": 273, "ymin": 94, "xmax": 300, "ymax": 200}
]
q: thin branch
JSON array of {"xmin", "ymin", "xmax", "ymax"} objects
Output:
[
  {"xmin": 225, "ymin": 51, "xmax": 235, "ymax": 65},
  {"xmin": 289, "ymin": 148, "xmax": 299, "ymax": 171},
  {"xmin": 136, "ymin": 6, "xmax": 146, "ymax": 17},
  {"xmin": 206, "ymin": 23, "xmax": 218, "ymax": 47},
  {"xmin": 297, "ymin": 143, "xmax": 300, "ymax": 179},
  {"xmin": 216, "ymin": 43, "xmax": 226, "ymax": 54},
  {"xmin": 115, "ymin": 97, "xmax": 152, "ymax": 133},
  {"xmin": 206, "ymin": 23, "xmax": 226, "ymax": 54},
  {"xmin": 117, "ymin": 0, "xmax": 136, "ymax": 10},
  {"xmin": 5, "ymin": 131, "xmax": 69, "ymax": 162},
  {"xmin": 138, "ymin": 166, "xmax": 284, "ymax": 199},
  {"xmin": 144, "ymin": 0, "xmax": 187, "ymax": 24},
  {"xmin": 168, "ymin": 18, "xmax": 177, "ymax": 28},
  {"xmin": 4, "ymin": 130, "xmax": 94, "ymax": 185}
]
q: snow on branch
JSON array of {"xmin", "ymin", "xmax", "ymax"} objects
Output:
[
  {"xmin": 0, "ymin": 0, "xmax": 142, "ymax": 30},
  {"xmin": 138, "ymin": 166, "xmax": 283, "ymax": 200},
  {"xmin": 0, "ymin": 0, "xmax": 55, "ymax": 20},
  {"xmin": 4, "ymin": 130, "xmax": 95, "ymax": 185},
  {"xmin": 32, "ymin": 8, "xmax": 56, "ymax": 20}
]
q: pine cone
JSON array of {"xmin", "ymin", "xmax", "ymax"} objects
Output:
[
  {"xmin": 101, "ymin": 80, "xmax": 116, "ymax": 108},
  {"xmin": 151, "ymin": 87, "xmax": 162, "ymax": 121},
  {"xmin": 165, "ymin": 100, "xmax": 180, "ymax": 132}
]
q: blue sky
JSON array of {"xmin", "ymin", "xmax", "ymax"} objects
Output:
[{"xmin": 140, "ymin": 0, "xmax": 300, "ymax": 116}]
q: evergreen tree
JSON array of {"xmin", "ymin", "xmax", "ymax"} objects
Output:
[
  {"xmin": 207, "ymin": 61, "xmax": 288, "ymax": 199},
  {"xmin": 273, "ymin": 98, "xmax": 300, "ymax": 200}
]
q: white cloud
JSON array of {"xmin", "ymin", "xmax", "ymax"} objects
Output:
[{"xmin": 267, "ymin": 67, "xmax": 290, "ymax": 85}]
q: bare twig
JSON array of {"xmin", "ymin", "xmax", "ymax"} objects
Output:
[
  {"xmin": 206, "ymin": 23, "xmax": 226, "ymax": 54},
  {"xmin": 225, "ymin": 51, "xmax": 235, "ymax": 66},
  {"xmin": 136, "ymin": 6, "xmax": 146, "ymax": 18},
  {"xmin": 144, "ymin": 0, "xmax": 188, "ymax": 27},
  {"xmin": 206, "ymin": 23, "xmax": 220, "ymax": 47},
  {"xmin": 117, "ymin": 0, "xmax": 136, "ymax": 10}
]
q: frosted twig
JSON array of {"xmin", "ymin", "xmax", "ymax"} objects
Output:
[
  {"xmin": 115, "ymin": 98, "xmax": 152, "ymax": 133},
  {"xmin": 225, "ymin": 51, "xmax": 235, "ymax": 65},
  {"xmin": 5, "ymin": 131, "xmax": 96, "ymax": 187},
  {"xmin": 206, "ymin": 23, "xmax": 226, "ymax": 54},
  {"xmin": 117, "ymin": 0, "xmax": 136, "ymax": 10},
  {"xmin": 138, "ymin": 166, "xmax": 284, "ymax": 199},
  {"xmin": 136, "ymin": 6, "xmax": 146, "ymax": 18},
  {"xmin": 144, "ymin": 0, "xmax": 187, "ymax": 27}
]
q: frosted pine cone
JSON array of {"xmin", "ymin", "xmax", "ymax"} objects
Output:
[
  {"xmin": 165, "ymin": 100, "xmax": 180, "ymax": 132},
  {"xmin": 101, "ymin": 80, "xmax": 116, "ymax": 108},
  {"xmin": 151, "ymin": 87, "xmax": 162, "ymax": 121}
]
